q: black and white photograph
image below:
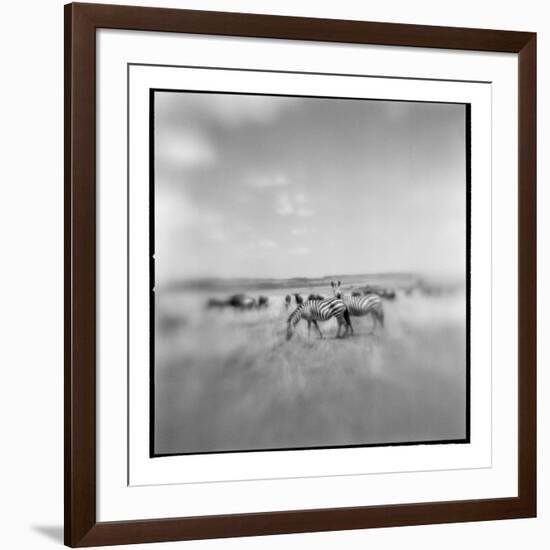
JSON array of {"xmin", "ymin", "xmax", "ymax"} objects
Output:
[{"xmin": 151, "ymin": 89, "xmax": 470, "ymax": 456}]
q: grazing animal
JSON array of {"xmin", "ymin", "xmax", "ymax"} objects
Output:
[
  {"xmin": 307, "ymin": 293, "xmax": 325, "ymax": 301},
  {"xmin": 331, "ymin": 281, "xmax": 384, "ymax": 333},
  {"xmin": 293, "ymin": 293, "xmax": 304, "ymax": 306},
  {"xmin": 286, "ymin": 297, "xmax": 352, "ymax": 340},
  {"xmin": 227, "ymin": 294, "xmax": 256, "ymax": 310},
  {"xmin": 284, "ymin": 294, "xmax": 292, "ymax": 309},
  {"xmin": 257, "ymin": 295, "xmax": 269, "ymax": 308}
]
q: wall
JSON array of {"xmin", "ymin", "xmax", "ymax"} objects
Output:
[{"xmin": 0, "ymin": 0, "xmax": 545, "ymax": 548}]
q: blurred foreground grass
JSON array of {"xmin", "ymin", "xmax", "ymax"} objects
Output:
[{"xmin": 154, "ymin": 290, "xmax": 467, "ymax": 454}]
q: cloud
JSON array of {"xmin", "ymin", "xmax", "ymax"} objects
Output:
[
  {"xmin": 157, "ymin": 92, "xmax": 301, "ymax": 128},
  {"xmin": 289, "ymin": 247, "xmax": 310, "ymax": 256},
  {"xmin": 156, "ymin": 196, "xmax": 227, "ymax": 249},
  {"xmin": 201, "ymin": 95, "xmax": 293, "ymax": 126},
  {"xmin": 156, "ymin": 130, "xmax": 215, "ymax": 170}
]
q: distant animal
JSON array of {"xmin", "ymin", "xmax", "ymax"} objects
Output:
[
  {"xmin": 293, "ymin": 293, "xmax": 304, "ymax": 306},
  {"xmin": 286, "ymin": 297, "xmax": 352, "ymax": 340},
  {"xmin": 307, "ymin": 293, "xmax": 325, "ymax": 301},
  {"xmin": 362, "ymin": 285, "xmax": 381, "ymax": 297},
  {"xmin": 284, "ymin": 294, "xmax": 292, "ymax": 309},
  {"xmin": 351, "ymin": 291, "xmax": 362, "ymax": 297},
  {"xmin": 257, "ymin": 295, "xmax": 269, "ymax": 308},
  {"xmin": 206, "ymin": 297, "xmax": 228, "ymax": 309},
  {"xmin": 361, "ymin": 286, "xmax": 395, "ymax": 300},
  {"xmin": 227, "ymin": 294, "xmax": 256, "ymax": 310},
  {"xmin": 382, "ymin": 289, "xmax": 396, "ymax": 300},
  {"xmin": 331, "ymin": 281, "xmax": 384, "ymax": 333}
]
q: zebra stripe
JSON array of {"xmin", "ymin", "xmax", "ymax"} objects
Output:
[
  {"xmin": 286, "ymin": 297, "xmax": 351, "ymax": 339},
  {"xmin": 340, "ymin": 293, "xmax": 384, "ymax": 329},
  {"xmin": 342, "ymin": 294, "xmax": 382, "ymax": 316}
]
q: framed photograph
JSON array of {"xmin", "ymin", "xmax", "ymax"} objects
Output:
[{"xmin": 65, "ymin": 3, "xmax": 536, "ymax": 547}]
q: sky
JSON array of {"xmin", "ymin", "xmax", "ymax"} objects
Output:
[{"xmin": 153, "ymin": 91, "xmax": 467, "ymax": 284}]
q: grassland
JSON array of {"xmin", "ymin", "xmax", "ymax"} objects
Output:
[{"xmin": 153, "ymin": 278, "xmax": 467, "ymax": 455}]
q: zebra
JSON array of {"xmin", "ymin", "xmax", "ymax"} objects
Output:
[
  {"xmin": 286, "ymin": 297, "xmax": 352, "ymax": 340},
  {"xmin": 331, "ymin": 281, "xmax": 384, "ymax": 333}
]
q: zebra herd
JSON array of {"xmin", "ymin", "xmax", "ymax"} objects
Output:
[
  {"xmin": 285, "ymin": 281, "xmax": 384, "ymax": 341},
  {"xmin": 206, "ymin": 294, "xmax": 269, "ymax": 310},
  {"xmin": 203, "ymin": 281, "xmax": 387, "ymax": 341}
]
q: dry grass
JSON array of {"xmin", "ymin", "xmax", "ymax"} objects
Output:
[{"xmin": 154, "ymin": 290, "xmax": 467, "ymax": 454}]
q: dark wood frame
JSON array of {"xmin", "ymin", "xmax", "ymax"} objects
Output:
[{"xmin": 65, "ymin": 2, "xmax": 537, "ymax": 547}]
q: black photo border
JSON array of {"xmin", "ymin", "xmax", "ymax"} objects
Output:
[{"xmin": 146, "ymin": 85, "xmax": 473, "ymax": 458}]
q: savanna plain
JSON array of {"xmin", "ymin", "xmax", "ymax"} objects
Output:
[{"xmin": 154, "ymin": 275, "xmax": 467, "ymax": 455}]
